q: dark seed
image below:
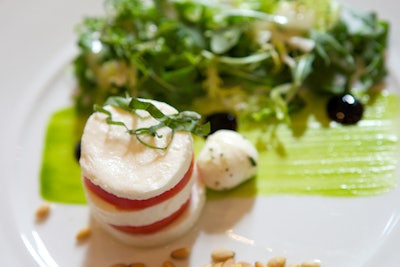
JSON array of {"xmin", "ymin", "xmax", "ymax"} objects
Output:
[
  {"xmin": 327, "ymin": 94, "xmax": 364, "ymax": 125},
  {"xmin": 205, "ymin": 112, "xmax": 237, "ymax": 136},
  {"xmin": 74, "ymin": 140, "xmax": 81, "ymax": 162}
]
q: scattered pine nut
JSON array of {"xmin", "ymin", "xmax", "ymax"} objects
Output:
[
  {"xmin": 35, "ymin": 203, "xmax": 51, "ymax": 222},
  {"xmin": 221, "ymin": 258, "xmax": 235, "ymax": 267},
  {"xmin": 267, "ymin": 256, "xmax": 286, "ymax": 267},
  {"xmin": 76, "ymin": 226, "xmax": 91, "ymax": 242},
  {"xmin": 162, "ymin": 260, "xmax": 175, "ymax": 267},
  {"xmin": 211, "ymin": 248, "xmax": 235, "ymax": 262},
  {"xmin": 170, "ymin": 247, "xmax": 190, "ymax": 260},
  {"xmin": 236, "ymin": 261, "xmax": 253, "ymax": 267},
  {"xmin": 108, "ymin": 248, "xmax": 320, "ymax": 267},
  {"xmin": 301, "ymin": 260, "xmax": 321, "ymax": 267}
]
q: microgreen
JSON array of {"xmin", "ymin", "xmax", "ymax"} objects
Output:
[{"xmin": 94, "ymin": 96, "xmax": 210, "ymax": 150}]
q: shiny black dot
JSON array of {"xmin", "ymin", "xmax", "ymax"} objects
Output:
[
  {"xmin": 74, "ymin": 140, "xmax": 81, "ymax": 162},
  {"xmin": 206, "ymin": 112, "xmax": 238, "ymax": 136},
  {"xmin": 327, "ymin": 94, "xmax": 364, "ymax": 125}
]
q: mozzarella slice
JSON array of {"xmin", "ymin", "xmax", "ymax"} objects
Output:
[
  {"xmin": 80, "ymin": 99, "xmax": 193, "ymax": 200},
  {"xmin": 96, "ymin": 177, "xmax": 206, "ymax": 247},
  {"xmin": 84, "ymin": 171, "xmax": 195, "ymax": 226}
]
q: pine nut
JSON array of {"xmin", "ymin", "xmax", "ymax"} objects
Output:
[
  {"xmin": 221, "ymin": 258, "xmax": 235, "ymax": 267},
  {"xmin": 35, "ymin": 203, "xmax": 51, "ymax": 222},
  {"xmin": 162, "ymin": 260, "xmax": 175, "ymax": 267},
  {"xmin": 211, "ymin": 248, "xmax": 235, "ymax": 262},
  {"xmin": 76, "ymin": 226, "xmax": 91, "ymax": 242},
  {"xmin": 170, "ymin": 247, "xmax": 190, "ymax": 260},
  {"xmin": 267, "ymin": 256, "xmax": 286, "ymax": 267},
  {"xmin": 236, "ymin": 262, "xmax": 253, "ymax": 267},
  {"xmin": 301, "ymin": 261, "xmax": 321, "ymax": 267}
]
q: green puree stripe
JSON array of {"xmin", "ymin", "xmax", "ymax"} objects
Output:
[
  {"xmin": 40, "ymin": 93, "xmax": 400, "ymax": 204},
  {"xmin": 40, "ymin": 108, "xmax": 85, "ymax": 204}
]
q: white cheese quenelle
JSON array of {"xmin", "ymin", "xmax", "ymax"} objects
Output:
[
  {"xmin": 197, "ymin": 130, "xmax": 258, "ymax": 191},
  {"xmin": 79, "ymin": 98, "xmax": 205, "ymax": 246}
]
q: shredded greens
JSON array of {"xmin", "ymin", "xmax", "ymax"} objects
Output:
[
  {"xmin": 73, "ymin": 0, "xmax": 389, "ymax": 124},
  {"xmin": 94, "ymin": 96, "xmax": 210, "ymax": 149}
]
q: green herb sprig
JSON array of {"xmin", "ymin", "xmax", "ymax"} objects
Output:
[{"xmin": 94, "ymin": 96, "xmax": 210, "ymax": 150}]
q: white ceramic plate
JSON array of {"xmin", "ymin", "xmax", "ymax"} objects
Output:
[{"xmin": 1, "ymin": 0, "xmax": 400, "ymax": 266}]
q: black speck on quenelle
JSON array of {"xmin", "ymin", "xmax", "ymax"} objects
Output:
[{"xmin": 248, "ymin": 156, "xmax": 257, "ymax": 167}]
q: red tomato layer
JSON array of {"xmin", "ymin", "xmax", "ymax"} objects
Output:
[
  {"xmin": 83, "ymin": 158, "xmax": 194, "ymax": 210},
  {"xmin": 111, "ymin": 197, "xmax": 191, "ymax": 234}
]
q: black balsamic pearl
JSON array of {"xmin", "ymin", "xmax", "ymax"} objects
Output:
[
  {"xmin": 327, "ymin": 94, "xmax": 364, "ymax": 125},
  {"xmin": 205, "ymin": 112, "xmax": 238, "ymax": 136}
]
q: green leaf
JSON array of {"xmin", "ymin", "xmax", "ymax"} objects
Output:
[
  {"xmin": 210, "ymin": 26, "xmax": 242, "ymax": 54},
  {"xmin": 291, "ymin": 54, "xmax": 315, "ymax": 87},
  {"xmin": 96, "ymin": 96, "xmax": 210, "ymax": 149}
]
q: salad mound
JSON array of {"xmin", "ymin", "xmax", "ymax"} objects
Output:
[{"xmin": 73, "ymin": 0, "xmax": 389, "ymax": 125}]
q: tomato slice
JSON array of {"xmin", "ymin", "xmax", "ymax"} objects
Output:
[
  {"xmin": 110, "ymin": 197, "xmax": 190, "ymax": 234},
  {"xmin": 83, "ymin": 158, "xmax": 194, "ymax": 210}
]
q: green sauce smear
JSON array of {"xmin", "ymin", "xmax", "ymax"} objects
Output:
[
  {"xmin": 40, "ymin": 93, "xmax": 400, "ymax": 204},
  {"xmin": 40, "ymin": 108, "xmax": 84, "ymax": 203}
]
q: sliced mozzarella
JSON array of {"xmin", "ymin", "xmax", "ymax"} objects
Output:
[
  {"xmin": 197, "ymin": 130, "xmax": 258, "ymax": 190},
  {"xmin": 80, "ymin": 99, "xmax": 193, "ymax": 200},
  {"xmin": 84, "ymin": 169, "xmax": 195, "ymax": 226},
  {"xmin": 96, "ymin": 177, "xmax": 206, "ymax": 247}
]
